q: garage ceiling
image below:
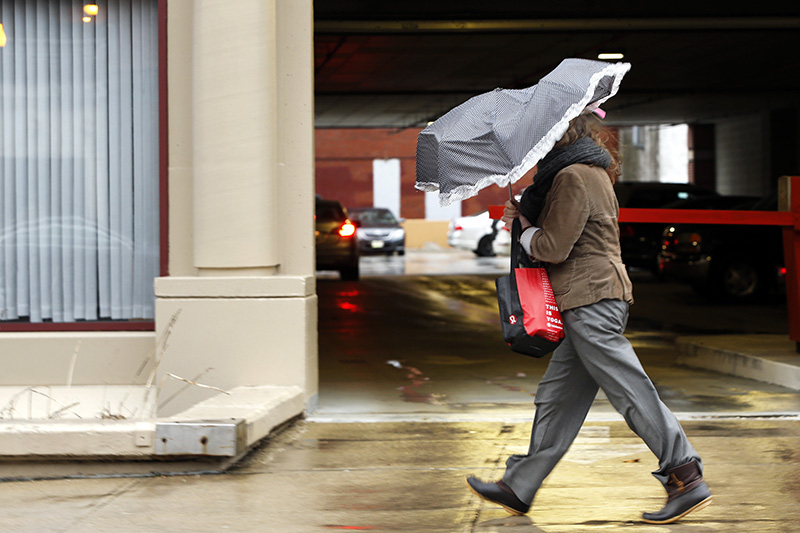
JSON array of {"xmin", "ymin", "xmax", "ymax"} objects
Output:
[{"xmin": 313, "ymin": 2, "xmax": 800, "ymax": 128}]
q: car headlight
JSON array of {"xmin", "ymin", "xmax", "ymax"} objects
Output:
[{"xmin": 390, "ymin": 229, "xmax": 405, "ymax": 240}]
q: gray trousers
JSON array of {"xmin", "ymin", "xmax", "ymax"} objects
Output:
[{"xmin": 502, "ymin": 298, "xmax": 701, "ymax": 504}]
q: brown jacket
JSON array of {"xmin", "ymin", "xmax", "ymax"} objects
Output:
[{"xmin": 528, "ymin": 163, "xmax": 634, "ymax": 311}]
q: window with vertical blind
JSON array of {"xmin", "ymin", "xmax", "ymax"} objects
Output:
[{"xmin": 0, "ymin": 0, "xmax": 159, "ymax": 325}]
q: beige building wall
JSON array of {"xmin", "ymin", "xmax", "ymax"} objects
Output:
[{"xmin": 0, "ymin": 0, "xmax": 316, "ymax": 429}]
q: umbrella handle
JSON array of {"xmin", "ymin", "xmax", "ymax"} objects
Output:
[
  {"xmin": 508, "ymin": 184, "xmax": 520, "ymax": 207},
  {"xmin": 489, "ymin": 185, "xmax": 519, "ymax": 220}
]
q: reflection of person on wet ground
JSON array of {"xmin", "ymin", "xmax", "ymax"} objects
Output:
[{"xmin": 466, "ymin": 113, "xmax": 712, "ymax": 525}]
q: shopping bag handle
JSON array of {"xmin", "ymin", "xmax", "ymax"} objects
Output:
[{"xmin": 510, "ymin": 218, "xmax": 539, "ymax": 270}]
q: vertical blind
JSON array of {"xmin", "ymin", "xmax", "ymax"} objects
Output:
[{"xmin": 0, "ymin": 0, "xmax": 159, "ymax": 323}]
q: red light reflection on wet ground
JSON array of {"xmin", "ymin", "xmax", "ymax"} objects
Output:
[
  {"xmin": 338, "ymin": 290, "xmax": 360, "ymax": 297},
  {"xmin": 335, "ymin": 288, "xmax": 362, "ymax": 313},
  {"xmin": 337, "ymin": 300, "xmax": 360, "ymax": 312}
]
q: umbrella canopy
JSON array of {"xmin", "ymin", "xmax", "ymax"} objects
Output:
[{"xmin": 416, "ymin": 58, "xmax": 631, "ymax": 206}]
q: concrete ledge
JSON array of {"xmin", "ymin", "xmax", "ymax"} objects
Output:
[
  {"xmin": 0, "ymin": 385, "xmax": 304, "ymax": 478},
  {"xmin": 676, "ymin": 334, "xmax": 800, "ymax": 391},
  {"xmin": 166, "ymin": 385, "xmax": 305, "ymax": 449},
  {"xmin": 0, "ymin": 420, "xmax": 156, "ymax": 457}
]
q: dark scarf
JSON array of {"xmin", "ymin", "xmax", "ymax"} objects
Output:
[{"xmin": 518, "ymin": 137, "xmax": 611, "ymax": 224}]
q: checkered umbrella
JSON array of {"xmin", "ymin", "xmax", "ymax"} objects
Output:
[{"xmin": 415, "ymin": 58, "xmax": 631, "ymax": 206}]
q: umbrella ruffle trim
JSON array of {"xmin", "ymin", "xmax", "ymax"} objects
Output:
[
  {"xmin": 502, "ymin": 61, "xmax": 631, "ymax": 191},
  {"xmin": 418, "ymin": 61, "xmax": 630, "ymax": 207},
  {"xmin": 415, "ymin": 173, "xmax": 515, "ymax": 206}
]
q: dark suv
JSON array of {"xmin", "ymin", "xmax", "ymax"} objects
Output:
[
  {"xmin": 615, "ymin": 182, "xmax": 719, "ymax": 273},
  {"xmin": 315, "ymin": 199, "xmax": 360, "ymax": 280},
  {"xmin": 658, "ymin": 192, "xmax": 783, "ymax": 301}
]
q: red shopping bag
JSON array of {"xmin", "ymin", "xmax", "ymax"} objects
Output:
[{"xmin": 496, "ymin": 219, "xmax": 565, "ymax": 357}]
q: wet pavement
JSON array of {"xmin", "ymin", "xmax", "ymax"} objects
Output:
[
  {"xmin": 3, "ymin": 418, "xmax": 798, "ymax": 531},
  {"xmin": 315, "ymin": 256, "xmax": 798, "ymax": 422},
  {"xmin": 3, "ymin": 249, "xmax": 800, "ymax": 532}
]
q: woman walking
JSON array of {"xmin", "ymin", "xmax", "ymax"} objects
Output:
[{"xmin": 466, "ymin": 112, "xmax": 712, "ymax": 525}]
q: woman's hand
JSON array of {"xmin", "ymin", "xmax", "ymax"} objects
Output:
[{"xmin": 501, "ymin": 199, "xmax": 532, "ymax": 231}]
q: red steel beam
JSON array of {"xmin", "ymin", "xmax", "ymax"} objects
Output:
[
  {"xmin": 782, "ymin": 177, "xmax": 800, "ymax": 347},
  {"xmin": 619, "ymin": 208, "xmax": 794, "ymax": 226},
  {"xmin": 783, "ymin": 226, "xmax": 800, "ymax": 345}
]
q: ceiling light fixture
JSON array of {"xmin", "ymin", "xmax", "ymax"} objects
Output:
[
  {"xmin": 598, "ymin": 52, "xmax": 624, "ymax": 60},
  {"xmin": 0, "ymin": 23, "xmax": 6, "ymax": 47}
]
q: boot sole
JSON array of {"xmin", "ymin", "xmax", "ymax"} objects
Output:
[
  {"xmin": 641, "ymin": 496, "xmax": 712, "ymax": 524},
  {"xmin": 465, "ymin": 478, "xmax": 526, "ymax": 516}
]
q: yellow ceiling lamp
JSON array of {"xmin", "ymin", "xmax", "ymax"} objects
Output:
[
  {"xmin": 0, "ymin": 23, "xmax": 7, "ymax": 48},
  {"xmin": 82, "ymin": 4, "xmax": 98, "ymax": 23}
]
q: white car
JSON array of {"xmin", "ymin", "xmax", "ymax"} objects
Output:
[{"xmin": 447, "ymin": 210, "xmax": 512, "ymax": 257}]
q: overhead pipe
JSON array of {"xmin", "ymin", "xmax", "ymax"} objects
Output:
[{"xmin": 315, "ymin": 17, "xmax": 800, "ymax": 33}]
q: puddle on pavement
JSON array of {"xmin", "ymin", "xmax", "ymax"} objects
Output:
[{"xmin": 387, "ymin": 360, "xmax": 446, "ymax": 405}]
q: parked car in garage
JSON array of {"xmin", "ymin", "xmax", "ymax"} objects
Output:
[
  {"xmin": 348, "ymin": 207, "xmax": 406, "ymax": 256},
  {"xmin": 315, "ymin": 198, "xmax": 360, "ymax": 280},
  {"xmin": 615, "ymin": 182, "xmax": 719, "ymax": 273},
  {"xmin": 447, "ymin": 209, "xmax": 512, "ymax": 257},
  {"xmin": 658, "ymin": 191, "xmax": 784, "ymax": 301}
]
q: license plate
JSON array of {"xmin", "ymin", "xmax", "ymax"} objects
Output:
[{"xmin": 370, "ymin": 240, "xmax": 385, "ymax": 248}]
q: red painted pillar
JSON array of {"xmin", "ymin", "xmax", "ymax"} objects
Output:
[{"xmin": 780, "ymin": 176, "xmax": 800, "ymax": 351}]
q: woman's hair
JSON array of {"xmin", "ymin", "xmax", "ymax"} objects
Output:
[{"xmin": 554, "ymin": 112, "xmax": 621, "ymax": 179}]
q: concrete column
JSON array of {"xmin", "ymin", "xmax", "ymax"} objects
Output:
[
  {"xmin": 275, "ymin": 0, "xmax": 315, "ymax": 277},
  {"xmin": 157, "ymin": 0, "xmax": 316, "ymax": 418},
  {"xmin": 715, "ymin": 114, "xmax": 769, "ymax": 195},
  {"xmin": 192, "ymin": 0, "xmax": 279, "ymax": 273},
  {"xmin": 167, "ymin": 0, "xmax": 196, "ymax": 277}
]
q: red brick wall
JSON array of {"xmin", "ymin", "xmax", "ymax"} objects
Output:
[
  {"xmin": 315, "ymin": 126, "xmax": 620, "ymax": 219},
  {"xmin": 315, "ymin": 128, "xmax": 425, "ymax": 218}
]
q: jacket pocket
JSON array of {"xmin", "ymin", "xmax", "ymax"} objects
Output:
[
  {"xmin": 611, "ymin": 261, "xmax": 633, "ymax": 302},
  {"xmin": 548, "ymin": 259, "xmax": 575, "ymax": 296}
]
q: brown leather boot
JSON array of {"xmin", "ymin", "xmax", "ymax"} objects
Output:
[{"xmin": 642, "ymin": 459, "xmax": 712, "ymax": 524}]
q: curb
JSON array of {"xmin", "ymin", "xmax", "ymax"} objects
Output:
[{"xmin": 675, "ymin": 335, "xmax": 800, "ymax": 391}]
